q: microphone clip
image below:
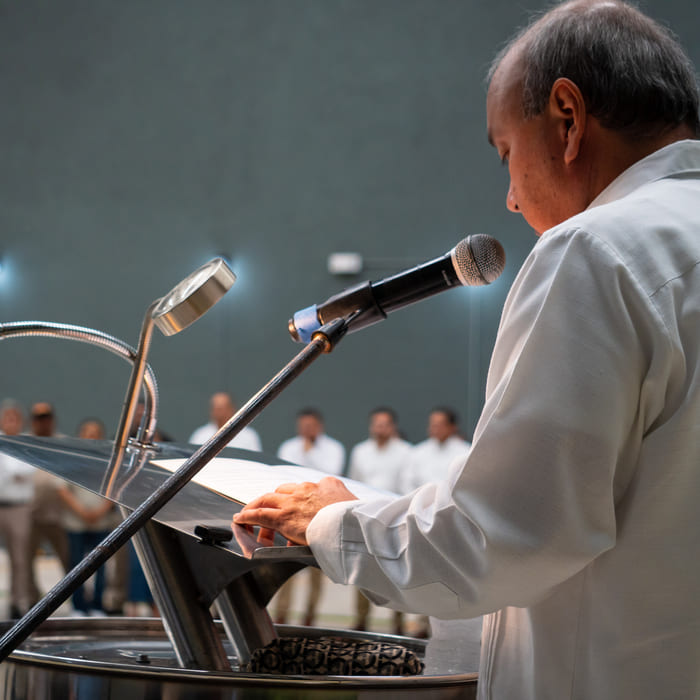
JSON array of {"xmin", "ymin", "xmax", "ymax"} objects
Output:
[{"xmin": 289, "ymin": 281, "xmax": 387, "ymax": 343}]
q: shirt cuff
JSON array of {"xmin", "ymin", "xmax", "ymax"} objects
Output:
[{"xmin": 306, "ymin": 500, "xmax": 356, "ymax": 584}]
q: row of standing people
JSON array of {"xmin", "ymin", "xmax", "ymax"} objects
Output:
[
  {"xmin": 188, "ymin": 393, "xmax": 470, "ymax": 493},
  {"xmin": 188, "ymin": 393, "xmax": 471, "ymax": 635},
  {"xmin": 0, "ymin": 392, "xmax": 470, "ymax": 632},
  {"xmin": 0, "ymin": 400, "xmax": 154, "ymax": 618}
]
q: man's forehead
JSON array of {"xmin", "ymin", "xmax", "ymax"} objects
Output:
[
  {"xmin": 372, "ymin": 412, "xmax": 394, "ymax": 423},
  {"xmin": 32, "ymin": 402, "xmax": 53, "ymax": 415},
  {"xmin": 489, "ymin": 45, "xmax": 525, "ymax": 100},
  {"xmin": 211, "ymin": 394, "xmax": 233, "ymax": 408},
  {"xmin": 486, "ymin": 49, "xmax": 526, "ymax": 143}
]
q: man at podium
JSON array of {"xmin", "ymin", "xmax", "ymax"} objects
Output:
[{"xmin": 236, "ymin": 1, "xmax": 700, "ymax": 698}]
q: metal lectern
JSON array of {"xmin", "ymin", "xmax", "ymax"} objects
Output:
[{"xmin": 0, "ymin": 258, "xmax": 479, "ymax": 698}]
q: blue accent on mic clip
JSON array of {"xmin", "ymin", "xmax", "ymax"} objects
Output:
[{"xmin": 292, "ymin": 304, "xmax": 321, "ymax": 344}]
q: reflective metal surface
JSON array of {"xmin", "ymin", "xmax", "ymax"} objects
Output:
[
  {"xmin": 0, "ymin": 619, "xmax": 478, "ymax": 699},
  {"xmin": 0, "ymin": 320, "xmax": 161, "ymax": 444},
  {"xmin": 0, "ymin": 437, "xmax": 479, "ymax": 697},
  {"xmin": 0, "ymin": 435, "xmax": 311, "ymax": 564},
  {"xmin": 153, "ymin": 258, "xmax": 236, "ymax": 336},
  {"xmin": 0, "ymin": 324, "xmax": 337, "ymax": 661}
]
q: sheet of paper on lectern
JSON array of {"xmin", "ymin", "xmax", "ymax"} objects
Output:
[{"xmin": 152, "ymin": 456, "xmax": 396, "ymax": 505}]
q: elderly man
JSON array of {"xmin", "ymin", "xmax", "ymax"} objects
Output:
[{"xmin": 236, "ymin": 2, "xmax": 700, "ymax": 698}]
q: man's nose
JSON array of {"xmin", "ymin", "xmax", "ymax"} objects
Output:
[{"xmin": 506, "ymin": 184, "xmax": 519, "ymax": 213}]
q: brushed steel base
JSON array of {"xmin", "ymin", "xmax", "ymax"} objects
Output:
[{"xmin": 0, "ymin": 618, "xmax": 478, "ymax": 699}]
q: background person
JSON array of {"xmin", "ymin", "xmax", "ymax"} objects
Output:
[
  {"xmin": 27, "ymin": 401, "xmax": 69, "ymax": 604},
  {"xmin": 188, "ymin": 392, "xmax": 261, "ymax": 451},
  {"xmin": 273, "ymin": 408, "xmax": 345, "ymax": 626},
  {"xmin": 0, "ymin": 401, "xmax": 35, "ymax": 618},
  {"xmin": 347, "ymin": 407, "xmax": 412, "ymax": 634},
  {"xmin": 399, "ymin": 406, "xmax": 471, "ymax": 637},
  {"xmin": 399, "ymin": 407, "xmax": 471, "ymax": 494},
  {"xmin": 57, "ymin": 418, "xmax": 115, "ymax": 615}
]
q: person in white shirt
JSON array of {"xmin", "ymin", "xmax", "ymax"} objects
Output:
[
  {"xmin": 27, "ymin": 401, "xmax": 70, "ymax": 606},
  {"xmin": 0, "ymin": 401, "xmax": 35, "ymax": 617},
  {"xmin": 236, "ymin": 2, "xmax": 700, "ymax": 698},
  {"xmin": 274, "ymin": 408, "xmax": 345, "ymax": 626},
  {"xmin": 277, "ymin": 409, "xmax": 345, "ymax": 475},
  {"xmin": 348, "ymin": 407, "xmax": 412, "ymax": 633},
  {"xmin": 188, "ymin": 391, "xmax": 261, "ymax": 452},
  {"xmin": 348, "ymin": 408, "xmax": 413, "ymax": 492},
  {"xmin": 400, "ymin": 407, "xmax": 471, "ymax": 637},
  {"xmin": 58, "ymin": 418, "xmax": 116, "ymax": 615},
  {"xmin": 400, "ymin": 408, "xmax": 471, "ymax": 494}
]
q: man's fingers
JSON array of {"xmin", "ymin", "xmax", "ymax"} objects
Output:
[
  {"xmin": 241, "ymin": 491, "xmax": 284, "ymax": 512},
  {"xmin": 232, "ymin": 479, "xmax": 349, "ymax": 548},
  {"xmin": 274, "ymin": 482, "xmax": 300, "ymax": 494},
  {"xmin": 234, "ymin": 506, "xmax": 282, "ymax": 530}
]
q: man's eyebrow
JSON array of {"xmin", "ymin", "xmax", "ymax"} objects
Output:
[{"xmin": 487, "ymin": 130, "xmax": 495, "ymax": 147}]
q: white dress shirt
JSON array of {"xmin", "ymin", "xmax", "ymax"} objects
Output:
[
  {"xmin": 348, "ymin": 436, "xmax": 413, "ymax": 495},
  {"xmin": 0, "ymin": 444, "xmax": 34, "ymax": 504},
  {"xmin": 277, "ymin": 434, "xmax": 345, "ymax": 475},
  {"xmin": 61, "ymin": 485, "xmax": 115, "ymax": 533},
  {"xmin": 188, "ymin": 422, "xmax": 262, "ymax": 452},
  {"xmin": 399, "ymin": 435, "xmax": 471, "ymax": 494},
  {"xmin": 307, "ymin": 140, "xmax": 700, "ymax": 699}
]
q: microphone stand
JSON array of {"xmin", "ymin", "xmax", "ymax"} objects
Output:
[{"xmin": 0, "ymin": 317, "xmax": 349, "ymax": 661}]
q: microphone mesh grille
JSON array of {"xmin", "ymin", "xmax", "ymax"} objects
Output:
[{"xmin": 452, "ymin": 234, "xmax": 506, "ymax": 286}]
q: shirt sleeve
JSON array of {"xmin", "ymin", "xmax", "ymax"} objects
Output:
[{"xmin": 307, "ymin": 227, "xmax": 666, "ymax": 618}]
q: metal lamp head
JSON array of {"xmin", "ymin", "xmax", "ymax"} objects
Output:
[{"xmin": 152, "ymin": 258, "xmax": 236, "ymax": 336}]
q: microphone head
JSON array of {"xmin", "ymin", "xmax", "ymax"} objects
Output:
[{"xmin": 451, "ymin": 234, "xmax": 505, "ymax": 286}]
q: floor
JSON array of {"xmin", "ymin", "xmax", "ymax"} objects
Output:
[
  {"xmin": 0, "ymin": 547, "xmax": 429, "ymax": 632},
  {"xmin": 0, "ymin": 546, "xmax": 482, "ymax": 671}
]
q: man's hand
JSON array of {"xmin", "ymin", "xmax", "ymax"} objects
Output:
[{"xmin": 233, "ymin": 476, "xmax": 358, "ymax": 545}]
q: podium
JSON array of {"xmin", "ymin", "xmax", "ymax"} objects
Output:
[
  {"xmin": 0, "ymin": 258, "xmax": 479, "ymax": 697},
  {"xmin": 0, "ymin": 436, "xmax": 478, "ymax": 698}
]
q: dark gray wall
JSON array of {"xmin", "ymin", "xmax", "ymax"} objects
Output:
[{"xmin": 1, "ymin": 1, "xmax": 698, "ymax": 455}]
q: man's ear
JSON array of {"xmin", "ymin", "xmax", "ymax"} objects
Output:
[{"xmin": 548, "ymin": 78, "xmax": 587, "ymax": 165}]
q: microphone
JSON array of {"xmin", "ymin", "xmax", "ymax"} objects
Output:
[{"xmin": 288, "ymin": 234, "xmax": 505, "ymax": 343}]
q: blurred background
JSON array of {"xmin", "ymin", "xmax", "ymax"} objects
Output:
[{"xmin": 0, "ymin": 0, "xmax": 697, "ymax": 451}]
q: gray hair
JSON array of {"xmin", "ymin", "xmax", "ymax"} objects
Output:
[{"xmin": 489, "ymin": 0, "xmax": 700, "ymax": 139}]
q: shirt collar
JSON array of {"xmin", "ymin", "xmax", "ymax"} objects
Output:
[{"xmin": 588, "ymin": 139, "xmax": 700, "ymax": 210}]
